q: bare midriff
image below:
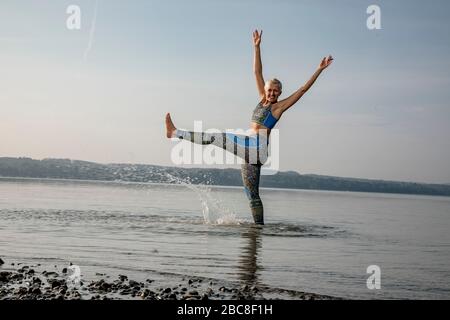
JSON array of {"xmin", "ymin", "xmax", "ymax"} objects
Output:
[{"xmin": 250, "ymin": 122, "xmax": 272, "ymax": 136}]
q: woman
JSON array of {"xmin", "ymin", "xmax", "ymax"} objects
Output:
[{"xmin": 165, "ymin": 30, "xmax": 333, "ymax": 225}]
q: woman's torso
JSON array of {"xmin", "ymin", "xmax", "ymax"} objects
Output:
[{"xmin": 250, "ymin": 98, "xmax": 282, "ymax": 135}]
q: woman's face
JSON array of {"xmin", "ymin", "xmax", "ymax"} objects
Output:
[{"xmin": 265, "ymin": 83, "xmax": 281, "ymax": 103}]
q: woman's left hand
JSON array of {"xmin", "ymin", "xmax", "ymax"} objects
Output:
[{"xmin": 318, "ymin": 55, "xmax": 334, "ymax": 70}]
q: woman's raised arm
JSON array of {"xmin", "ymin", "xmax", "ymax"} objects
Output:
[
  {"xmin": 275, "ymin": 55, "xmax": 333, "ymax": 114},
  {"xmin": 253, "ymin": 30, "xmax": 265, "ymax": 100}
]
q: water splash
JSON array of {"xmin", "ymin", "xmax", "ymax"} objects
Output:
[{"xmin": 159, "ymin": 171, "xmax": 243, "ymax": 225}]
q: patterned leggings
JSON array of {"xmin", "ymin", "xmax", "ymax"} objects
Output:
[{"xmin": 175, "ymin": 129, "xmax": 266, "ymax": 224}]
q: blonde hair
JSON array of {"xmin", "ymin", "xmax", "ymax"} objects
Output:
[{"xmin": 265, "ymin": 78, "xmax": 282, "ymax": 91}]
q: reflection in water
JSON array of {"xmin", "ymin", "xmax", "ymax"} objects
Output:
[{"xmin": 237, "ymin": 225, "xmax": 263, "ymax": 286}]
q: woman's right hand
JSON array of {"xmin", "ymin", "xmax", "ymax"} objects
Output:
[{"xmin": 253, "ymin": 30, "xmax": 263, "ymax": 47}]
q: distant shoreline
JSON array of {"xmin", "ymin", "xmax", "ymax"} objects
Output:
[{"xmin": 1, "ymin": 157, "xmax": 450, "ymax": 198}]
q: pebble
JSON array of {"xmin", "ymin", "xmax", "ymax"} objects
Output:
[
  {"xmin": 32, "ymin": 277, "xmax": 42, "ymax": 284},
  {"xmin": 118, "ymin": 275, "xmax": 128, "ymax": 282},
  {"xmin": 44, "ymin": 272, "xmax": 59, "ymax": 277},
  {"xmin": 128, "ymin": 280, "xmax": 140, "ymax": 287},
  {"xmin": 0, "ymin": 271, "xmax": 11, "ymax": 282},
  {"xmin": 32, "ymin": 288, "xmax": 42, "ymax": 295},
  {"xmin": 50, "ymin": 279, "xmax": 65, "ymax": 289},
  {"xmin": 100, "ymin": 282, "xmax": 111, "ymax": 291},
  {"xmin": 140, "ymin": 289, "xmax": 150, "ymax": 298}
]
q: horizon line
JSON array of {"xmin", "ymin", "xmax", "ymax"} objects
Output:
[{"xmin": 1, "ymin": 155, "xmax": 449, "ymax": 187}]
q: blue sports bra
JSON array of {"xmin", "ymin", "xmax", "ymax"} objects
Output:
[{"xmin": 251, "ymin": 101, "xmax": 279, "ymax": 129}]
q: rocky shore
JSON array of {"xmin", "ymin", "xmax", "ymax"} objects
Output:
[{"xmin": 0, "ymin": 258, "xmax": 340, "ymax": 300}]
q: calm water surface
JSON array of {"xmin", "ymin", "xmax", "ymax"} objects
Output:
[{"xmin": 1, "ymin": 177, "xmax": 449, "ymax": 299}]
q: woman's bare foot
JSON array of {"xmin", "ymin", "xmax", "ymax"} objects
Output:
[{"xmin": 165, "ymin": 113, "xmax": 177, "ymax": 138}]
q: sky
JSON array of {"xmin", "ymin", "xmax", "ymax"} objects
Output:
[{"xmin": 1, "ymin": 0, "xmax": 449, "ymax": 184}]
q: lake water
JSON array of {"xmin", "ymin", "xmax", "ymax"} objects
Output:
[{"xmin": 0, "ymin": 177, "xmax": 449, "ymax": 299}]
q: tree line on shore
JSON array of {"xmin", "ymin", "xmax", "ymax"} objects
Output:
[{"xmin": 1, "ymin": 157, "xmax": 449, "ymax": 197}]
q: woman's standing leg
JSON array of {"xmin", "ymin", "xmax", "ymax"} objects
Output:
[{"xmin": 241, "ymin": 162, "xmax": 264, "ymax": 225}]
